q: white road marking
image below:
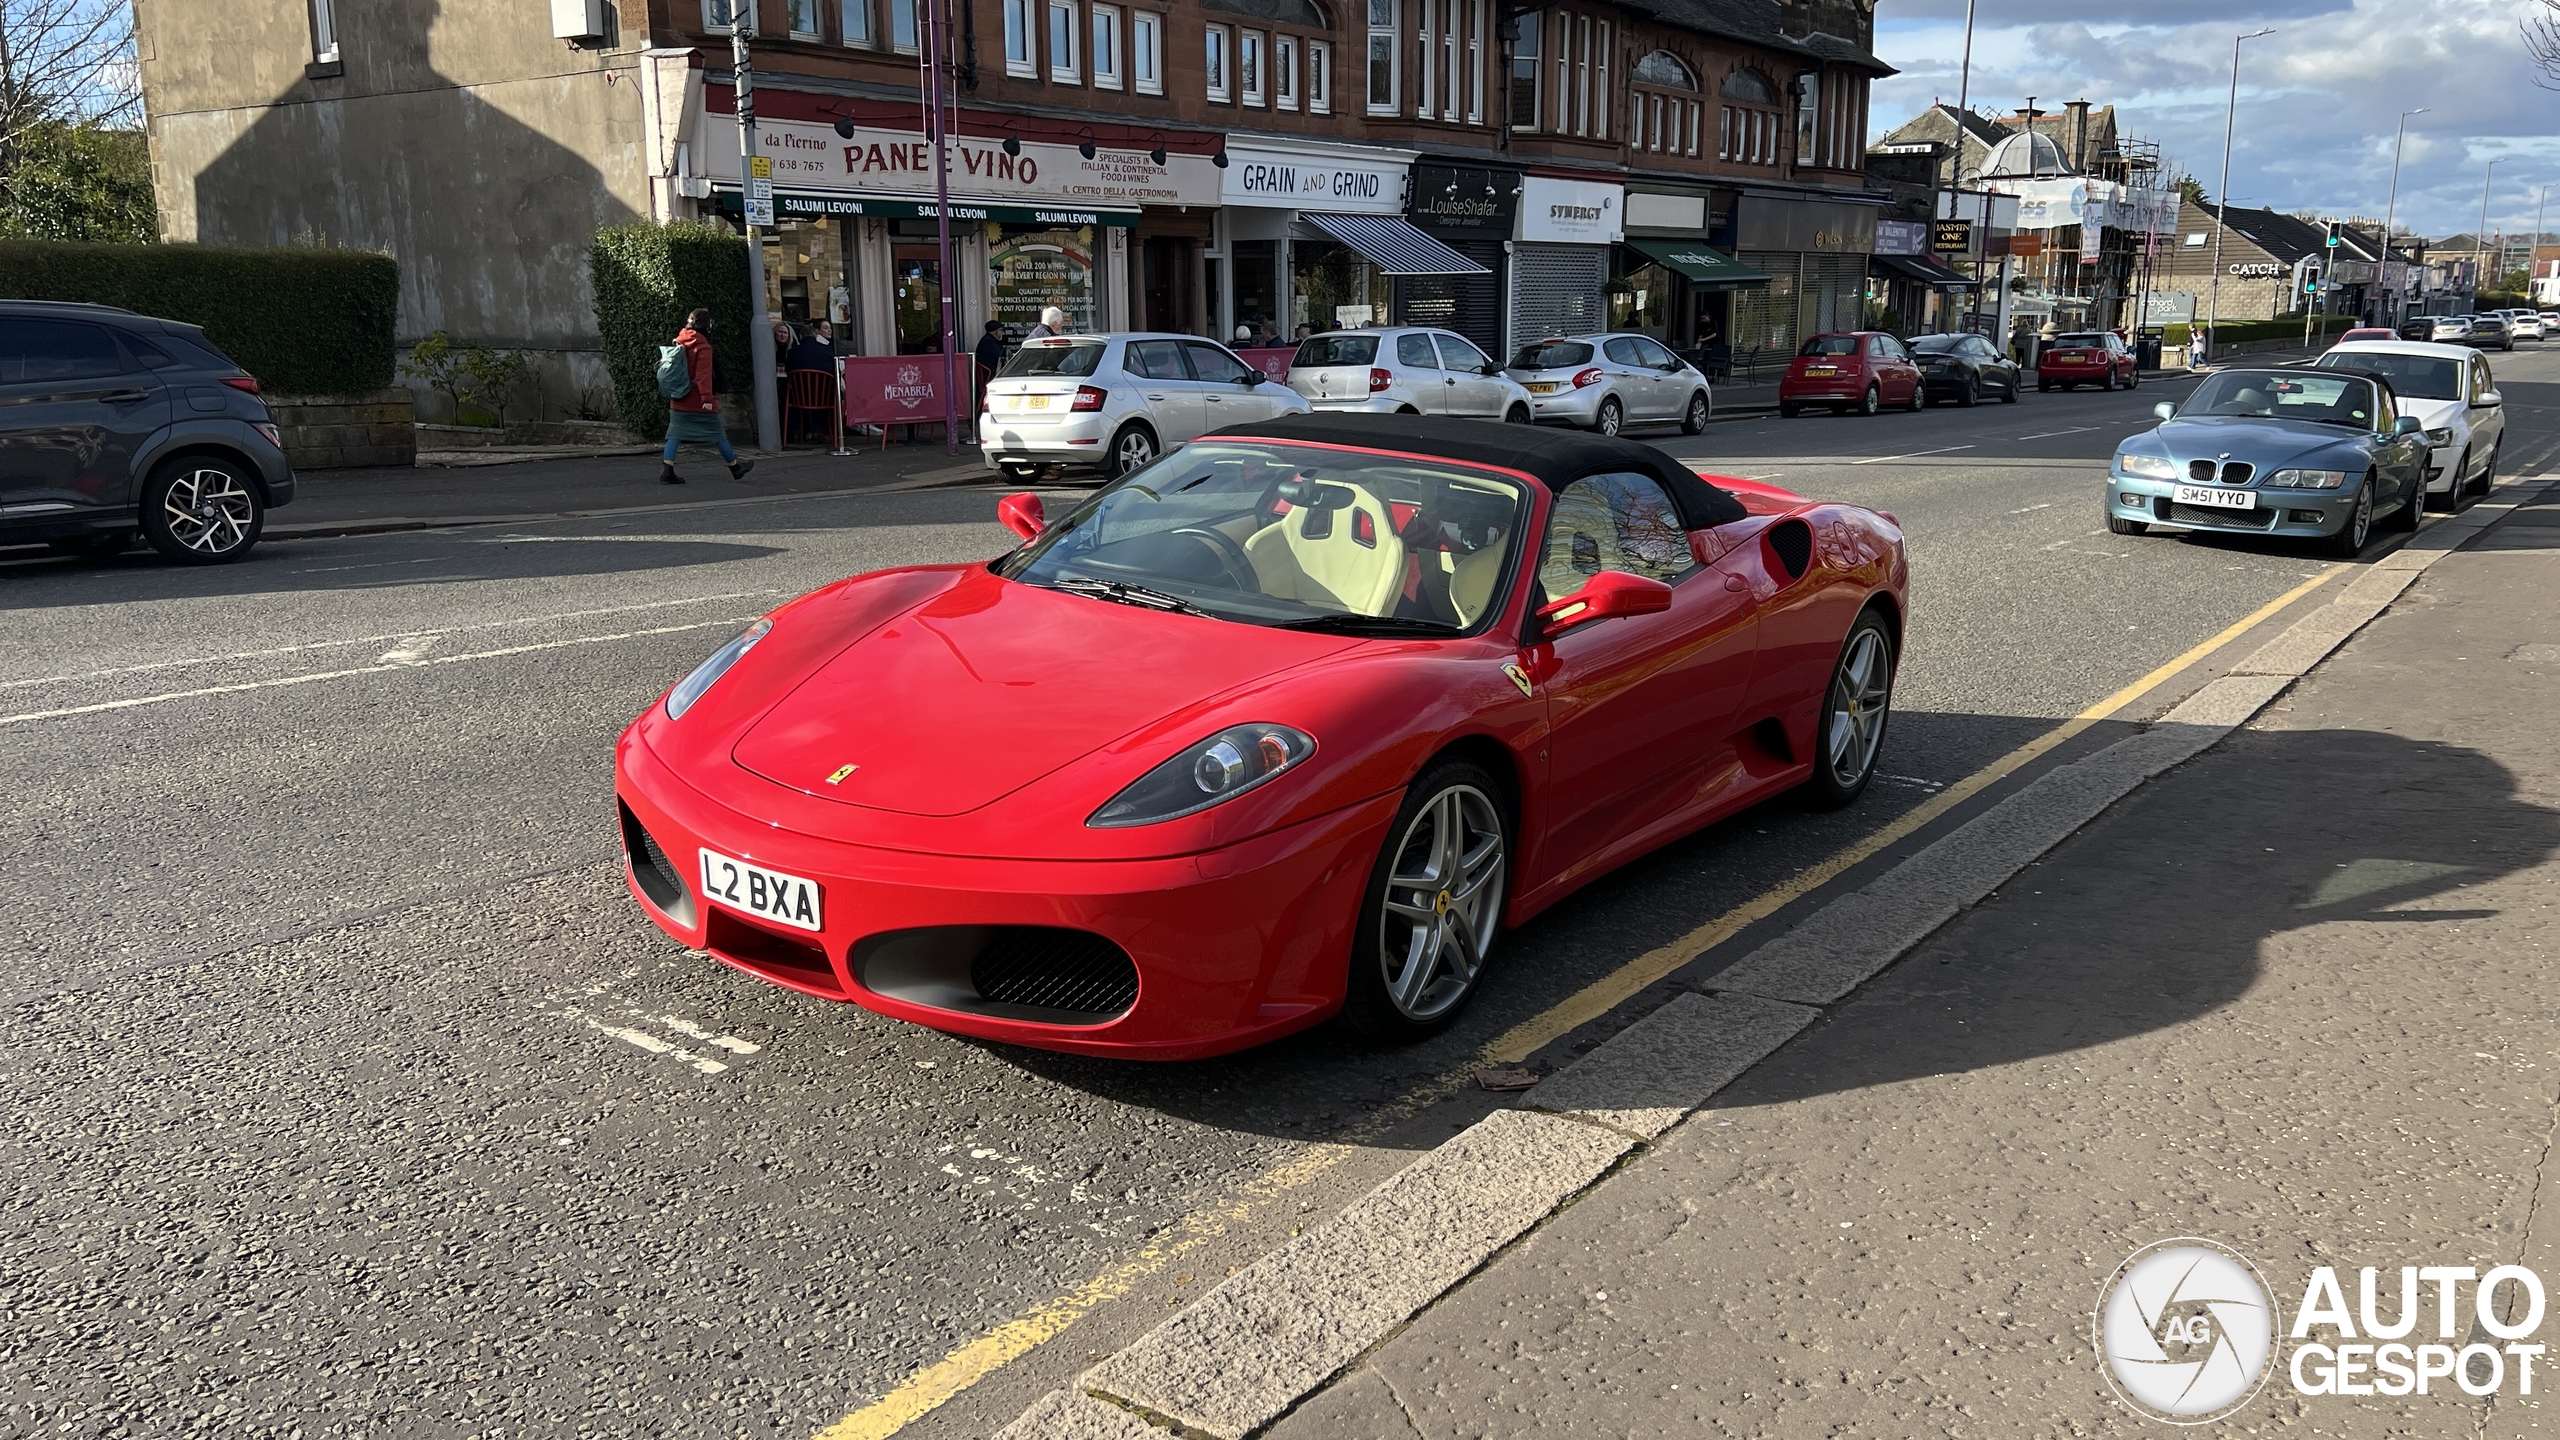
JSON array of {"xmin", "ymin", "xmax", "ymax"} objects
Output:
[
  {"xmin": 0, "ymin": 591, "xmax": 783, "ymax": 693},
  {"xmin": 1851, "ymin": 443, "xmax": 1976, "ymax": 466},
  {"xmin": 1877, "ymin": 773, "xmax": 1946, "ymax": 792},
  {"xmin": 2017, "ymin": 426, "xmax": 2101, "ymax": 440},
  {"xmin": 376, "ymin": 635, "xmax": 440, "ymax": 665},
  {"xmin": 294, "ymin": 556, "xmax": 444, "ymax": 574},
  {"xmin": 0, "ymin": 615, "xmax": 763, "ymax": 729},
  {"xmin": 541, "ymin": 980, "xmax": 764, "ymax": 1075},
  {"xmin": 2006, "ymin": 502, "xmax": 2055, "ymax": 514},
  {"xmin": 658, "ymin": 1014, "xmax": 762, "ymax": 1054}
]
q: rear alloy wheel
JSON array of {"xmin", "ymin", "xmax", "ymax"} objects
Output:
[
  {"xmin": 1504, "ymin": 403, "xmax": 1533, "ymax": 424},
  {"xmin": 1804, "ymin": 612, "xmax": 1896, "ymax": 809},
  {"xmin": 1857, "ymin": 383, "xmax": 1881, "ymax": 417},
  {"xmin": 1594, "ymin": 396, "xmax": 1624, "ymax": 436},
  {"xmin": 1105, "ymin": 422, "xmax": 1157, "ymax": 478},
  {"xmin": 1959, "ymin": 377, "xmax": 1980, "ymax": 407},
  {"xmin": 1343, "ymin": 760, "xmax": 1510, "ymax": 1042},
  {"xmin": 1681, "ymin": 392, "xmax": 1710, "ymax": 435},
  {"xmin": 2321, "ymin": 475, "xmax": 2376, "ymax": 557},
  {"xmin": 140, "ymin": 456, "xmax": 264, "ymax": 564}
]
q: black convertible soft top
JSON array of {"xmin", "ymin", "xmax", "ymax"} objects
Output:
[{"xmin": 1204, "ymin": 412, "xmax": 1749, "ymax": 529}]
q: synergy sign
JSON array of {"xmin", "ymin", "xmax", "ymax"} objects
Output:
[{"xmin": 707, "ymin": 117, "xmax": 1222, "ymax": 210}]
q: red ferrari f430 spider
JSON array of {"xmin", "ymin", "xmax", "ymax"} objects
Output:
[{"xmin": 615, "ymin": 414, "xmax": 1909, "ymax": 1059}]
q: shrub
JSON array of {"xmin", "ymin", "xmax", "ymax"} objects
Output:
[
  {"xmin": 0, "ymin": 239, "xmax": 396, "ymax": 395},
  {"xmin": 2161, "ymin": 315, "xmax": 2358, "ymax": 349},
  {"xmin": 591, "ymin": 220, "xmax": 753, "ymax": 442}
]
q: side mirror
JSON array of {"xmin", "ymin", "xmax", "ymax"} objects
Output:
[
  {"xmin": 2392, "ymin": 415, "xmax": 2423, "ymax": 437},
  {"xmin": 1241, "ymin": 371, "xmax": 1264, "ymax": 385},
  {"xmin": 2152, "ymin": 401, "xmax": 2177, "ymax": 421},
  {"xmin": 2475, "ymin": 389, "xmax": 2503, "ymax": 409},
  {"xmin": 1481, "ymin": 362, "xmax": 1503, "ymax": 376},
  {"xmin": 1535, "ymin": 569, "xmax": 1674, "ymax": 635},
  {"xmin": 997, "ymin": 491, "xmax": 1045, "ymax": 541}
]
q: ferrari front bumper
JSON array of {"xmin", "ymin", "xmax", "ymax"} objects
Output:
[{"xmin": 614, "ymin": 731, "xmax": 1401, "ymax": 1060}]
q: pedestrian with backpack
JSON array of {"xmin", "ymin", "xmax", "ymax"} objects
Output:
[{"xmin": 657, "ymin": 307, "xmax": 754, "ymax": 485}]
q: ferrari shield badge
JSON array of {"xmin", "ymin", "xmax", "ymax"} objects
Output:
[
  {"xmin": 1502, "ymin": 662, "xmax": 1534, "ymax": 699},
  {"xmin": 823, "ymin": 763, "xmax": 859, "ymax": 786}
]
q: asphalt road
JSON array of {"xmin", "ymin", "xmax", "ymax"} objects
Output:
[{"xmin": 6, "ymin": 347, "xmax": 2557, "ymax": 1439}]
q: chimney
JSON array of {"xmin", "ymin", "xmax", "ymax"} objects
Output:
[{"xmin": 2065, "ymin": 100, "xmax": 2092, "ymax": 172}]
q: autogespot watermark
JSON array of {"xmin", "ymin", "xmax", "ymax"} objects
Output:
[{"xmin": 2096, "ymin": 1238, "xmax": 2551, "ymax": 1423}]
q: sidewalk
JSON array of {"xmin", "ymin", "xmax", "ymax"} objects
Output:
[{"xmin": 1257, "ymin": 487, "xmax": 2560, "ymax": 1436}]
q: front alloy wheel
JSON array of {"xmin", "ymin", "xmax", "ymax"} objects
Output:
[
  {"xmin": 2322, "ymin": 476, "xmax": 2375, "ymax": 557},
  {"xmin": 1681, "ymin": 392, "xmax": 1710, "ymax": 435},
  {"xmin": 141, "ymin": 458, "xmax": 264, "ymax": 564},
  {"xmin": 1344, "ymin": 764, "xmax": 1509, "ymax": 1041}
]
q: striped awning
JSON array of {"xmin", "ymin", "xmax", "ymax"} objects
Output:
[{"xmin": 1301, "ymin": 213, "xmax": 1493, "ymax": 276}]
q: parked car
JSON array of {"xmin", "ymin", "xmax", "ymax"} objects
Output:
[
  {"xmin": 1286, "ymin": 328, "xmax": 1533, "ymax": 423},
  {"xmin": 2314, "ymin": 340, "xmax": 2505, "ymax": 508},
  {"xmin": 2465, "ymin": 315, "xmax": 2514, "ymax": 351},
  {"xmin": 1777, "ymin": 332, "xmax": 1925, "ymax": 417},
  {"xmin": 2503, "ymin": 310, "xmax": 2545, "ymax": 340},
  {"xmin": 2401, "ymin": 315, "xmax": 2472, "ymax": 343},
  {"xmin": 1909, "ymin": 333, "xmax": 2023, "ymax": 406},
  {"xmin": 1503, "ymin": 333, "xmax": 1712, "ymax": 435},
  {"xmin": 0, "ymin": 299, "xmax": 295, "ymax": 564},
  {"xmin": 2106, "ymin": 367, "xmax": 2431, "ymax": 558},
  {"xmin": 2541, "ymin": 311, "xmax": 2560, "ymax": 331},
  {"xmin": 2036, "ymin": 331, "xmax": 2138, "ymax": 392},
  {"xmin": 2337, "ymin": 327, "xmax": 2400, "ymax": 343},
  {"xmin": 980, "ymin": 333, "xmax": 1312, "ymax": 481}
]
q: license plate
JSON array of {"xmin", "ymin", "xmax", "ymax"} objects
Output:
[
  {"xmin": 1526, "ymin": 382, "xmax": 1559, "ymax": 394},
  {"xmin": 1025, "ymin": 395, "xmax": 1050, "ymax": 410},
  {"xmin": 2173, "ymin": 484, "xmax": 2256, "ymax": 510},
  {"xmin": 1805, "ymin": 366, "xmax": 1837, "ymax": 376},
  {"xmin": 698, "ymin": 847, "xmax": 823, "ymax": 932}
]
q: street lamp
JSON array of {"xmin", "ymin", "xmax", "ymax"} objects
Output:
[
  {"xmin": 2536, "ymin": 184, "xmax": 2552, "ymax": 306},
  {"xmin": 731, "ymin": 6, "xmax": 782, "ymax": 453},
  {"xmin": 2477, "ymin": 158, "xmax": 2503, "ymax": 300},
  {"xmin": 2380, "ymin": 107, "xmax": 2425, "ymax": 323},
  {"xmin": 2202, "ymin": 27, "xmax": 2276, "ymax": 365}
]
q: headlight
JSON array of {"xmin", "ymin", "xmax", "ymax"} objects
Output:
[
  {"xmin": 664, "ymin": 618, "xmax": 772, "ymax": 719},
  {"xmin": 2424, "ymin": 427, "xmax": 2452, "ymax": 445},
  {"xmin": 2116, "ymin": 453, "xmax": 2179, "ymax": 480},
  {"xmin": 1088, "ymin": 723, "xmax": 1314, "ymax": 828},
  {"xmin": 2265, "ymin": 469, "xmax": 2348, "ymax": 490}
]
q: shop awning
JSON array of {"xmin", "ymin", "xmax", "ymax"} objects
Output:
[
  {"xmin": 712, "ymin": 186, "xmax": 1140, "ymax": 227},
  {"xmin": 1873, "ymin": 253, "xmax": 1977, "ymax": 288},
  {"xmin": 1621, "ymin": 238, "xmax": 1770, "ymax": 290},
  {"xmin": 1301, "ymin": 213, "xmax": 1491, "ymax": 276}
]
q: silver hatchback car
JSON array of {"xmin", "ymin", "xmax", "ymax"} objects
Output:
[
  {"xmin": 1504, "ymin": 333, "xmax": 1713, "ymax": 435},
  {"xmin": 1284, "ymin": 328, "xmax": 1534, "ymax": 422},
  {"xmin": 981, "ymin": 332, "xmax": 1311, "ymax": 480}
]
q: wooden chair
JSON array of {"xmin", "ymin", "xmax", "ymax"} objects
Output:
[{"xmin": 784, "ymin": 368, "xmax": 836, "ymax": 444}]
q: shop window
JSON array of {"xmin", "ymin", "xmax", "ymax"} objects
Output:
[
  {"xmin": 1308, "ymin": 39, "xmax": 1330, "ymax": 111},
  {"xmin": 1003, "ymin": 0, "xmax": 1035, "ymax": 72},
  {"xmin": 788, "ymin": 0, "xmax": 821, "ymax": 38},
  {"xmin": 991, "ymin": 227, "xmax": 1099, "ymax": 339},
  {"xmin": 1092, "ymin": 5, "xmax": 1121, "ymax": 86},
  {"xmin": 702, "ymin": 0, "xmax": 735, "ymax": 31},
  {"xmin": 1276, "ymin": 35, "xmax": 1298, "ymax": 109},
  {"xmin": 1206, "ymin": 25, "xmax": 1230, "ymax": 102},
  {"xmin": 890, "ymin": 0, "xmax": 918, "ymax": 50},
  {"xmin": 1365, "ymin": 0, "xmax": 1397, "ymax": 115},
  {"xmin": 840, "ymin": 0, "xmax": 872, "ymax": 46},
  {"xmin": 1134, "ymin": 10, "xmax": 1162, "ymax": 93},
  {"xmin": 1508, "ymin": 11, "xmax": 1538, "ymax": 130},
  {"xmin": 310, "ymin": 0, "xmax": 340, "ymax": 62},
  {"xmin": 1241, "ymin": 30, "xmax": 1265, "ymax": 105},
  {"xmin": 1049, "ymin": 0, "xmax": 1081, "ymax": 82}
]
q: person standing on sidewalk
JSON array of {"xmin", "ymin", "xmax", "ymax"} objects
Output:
[
  {"xmin": 660, "ymin": 308, "xmax": 755, "ymax": 486},
  {"xmin": 2188, "ymin": 326, "xmax": 2208, "ymax": 371}
]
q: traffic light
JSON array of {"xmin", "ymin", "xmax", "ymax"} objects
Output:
[
  {"xmin": 2325, "ymin": 220, "xmax": 2342, "ymax": 249},
  {"xmin": 2303, "ymin": 261, "xmax": 2322, "ymax": 294}
]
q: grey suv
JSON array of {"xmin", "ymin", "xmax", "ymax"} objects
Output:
[{"xmin": 1, "ymin": 300, "xmax": 296, "ymax": 563}]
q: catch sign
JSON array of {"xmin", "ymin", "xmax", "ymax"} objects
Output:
[{"xmin": 1932, "ymin": 219, "xmax": 1974, "ymax": 253}]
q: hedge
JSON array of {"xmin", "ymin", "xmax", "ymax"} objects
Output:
[
  {"xmin": 0, "ymin": 240, "xmax": 396, "ymax": 395},
  {"xmin": 2161, "ymin": 315, "xmax": 2359, "ymax": 349},
  {"xmin": 591, "ymin": 220, "xmax": 753, "ymax": 442}
]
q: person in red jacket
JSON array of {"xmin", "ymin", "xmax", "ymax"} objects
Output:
[{"xmin": 661, "ymin": 308, "xmax": 754, "ymax": 485}]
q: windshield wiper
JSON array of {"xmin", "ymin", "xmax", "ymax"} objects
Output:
[
  {"xmin": 1272, "ymin": 614, "xmax": 1461, "ymax": 636},
  {"xmin": 1043, "ymin": 576, "xmax": 1213, "ymax": 616}
]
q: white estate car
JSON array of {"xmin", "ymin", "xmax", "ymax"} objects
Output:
[
  {"xmin": 2315, "ymin": 340, "xmax": 2506, "ymax": 507},
  {"xmin": 1284, "ymin": 328, "xmax": 1534, "ymax": 422},
  {"xmin": 981, "ymin": 333, "xmax": 1311, "ymax": 480},
  {"xmin": 1503, "ymin": 333, "xmax": 1713, "ymax": 435}
]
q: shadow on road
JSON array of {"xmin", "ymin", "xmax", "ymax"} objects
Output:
[{"xmin": 0, "ymin": 536, "xmax": 787, "ymax": 608}]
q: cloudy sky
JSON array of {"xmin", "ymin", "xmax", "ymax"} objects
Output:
[{"xmin": 1870, "ymin": 0, "xmax": 2560, "ymax": 241}]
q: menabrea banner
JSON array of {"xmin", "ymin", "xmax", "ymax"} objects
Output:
[{"xmin": 839, "ymin": 356, "xmax": 965, "ymax": 430}]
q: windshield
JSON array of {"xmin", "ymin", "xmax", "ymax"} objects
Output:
[
  {"xmin": 1511, "ymin": 340, "xmax": 1593, "ymax": 369},
  {"xmin": 997, "ymin": 441, "xmax": 1531, "ymax": 631},
  {"xmin": 2182, "ymin": 371, "xmax": 2379, "ymax": 429},
  {"xmin": 1799, "ymin": 335, "xmax": 1861, "ymax": 357},
  {"xmin": 1295, "ymin": 335, "xmax": 1379, "ymax": 367},
  {"xmin": 1000, "ymin": 340, "xmax": 1104, "ymax": 378},
  {"xmin": 2315, "ymin": 352, "xmax": 2461, "ymax": 400},
  {"xmin": 1910, "ymin": 336, "xmax": 1963, "ymax": 355}
]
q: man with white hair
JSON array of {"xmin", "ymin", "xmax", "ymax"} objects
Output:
[{"xmin": 1026, "ymin": 306, "xmax": 1068, "ymax": 340}]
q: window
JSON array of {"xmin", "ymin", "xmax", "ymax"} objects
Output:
[
  {"xmin": 0, "ymin": 321, "xmax": 127, "ymax": 383},
  {"xmin": 841, "ymin": 0, "xmax": 872, "ymax": 45},
  {"xmin": 1206, "ymin": 25, "xmax": 1230, "ymax": 101},
  {"xmin": 1308, "ymin": 38, "xmax": 1330, "ymax": 110},
  {"xmin": 701, "ymin": 0, "xmax": 734, "ymax": 33},
  {"xmin": 1434, "ymin": 332, "xmax": 1492, "ymax": 372},
  {"xmin": 1367, "ymin": 0, "xmax": 1397, "ymax": 114},
  {"xmin": 1133, "ymin": 11, "xmax": 1162, "ymax": 92},
  {"xmin": 1092, "ymin": 5, "xmax": 1121, "ymax": 86},
  {"xmin": 1465, "ymin": 0, "xmax": 1484, "ymax": 121},
  {"xmin": 1124, "ymin": 339, "xmax": 1186, "ymax": 379},
  {"xmin": 1540, "ymin": 473, "xmax": 1694, "ymax": 595},
  {"xmin": 1004, "ymin": 0, "xmax": 1035, "ymax": 72},
  {"xmin": 891, "ymin": 0, "xmax": 918, "ymax": 49},
  {"xmin": 788, "ymin": 0, "xmax": 821, "ymax": 37},
  {"xmin": 1049, "ymin": 0, "xmax": 1080, "ymax": 81},
  {"xmin": 1416, "ymin": 0, "xmax": 1434, "ymax": 117},
  {"xmin": 1276, "ymin": 35, "xmax": 1298, "ymax": 108},
  {"xmin": 1796, "ymin": 71, "xmax": 1818, "ymax": 165},
  {"xmin": 1573, "ymin": 15, "xmax": 1589, "ymax": 134},
  {"xmin": 311, "ymin": 0, "xmax": 341, "ymax": 60},
  {"xmin": 1241, "ymin": 30, "xmax": 1264, "ymax": 105},
  {"xmin": 1508, "ymin": 11, "xmax": 1538, "ymax": 129},
  {"xmin": 1594, "ymin": 21, "xmax": 1608, "ymax": 137},
  {"xmin": 1550, "ymin": 13, "xmax": 1568, "ymax": 132},
  {"xmin": 1183, "ymin": 341, "xmax": 1257, "ymax": 384},
  {"xmin": 1720, "ymin": 68, "xmax": 1778, "ymax": 164},
  {"xmin": 1396, "ymin": 333, "xmax": 1441, "ymax": 368}
]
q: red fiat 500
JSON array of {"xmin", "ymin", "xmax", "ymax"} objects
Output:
[
  {"xmin": 1778, "ymin": 332, "xmax": 1925, "ymax": 417},
  {"xmin": 2036, "ymin": 331, "xmax": 2138, "ymax": 391}
]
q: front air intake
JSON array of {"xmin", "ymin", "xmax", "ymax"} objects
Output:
[
  {"xmin": 852, "ymin": 926, "xmax": 1139, "ymax": 1025},
  {"xmin": 619, "ymin": 803, "xmax": 694, "ymax": 925}
]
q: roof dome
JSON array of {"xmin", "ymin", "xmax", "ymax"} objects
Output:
[{"xmin": 1982, "ymin": 129, "xmax": 2068, "ymax": 178}]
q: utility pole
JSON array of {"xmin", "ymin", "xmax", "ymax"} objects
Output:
[
  {"xmin": 2381, "ymin": 109, "xmax": 2424, "ymax": 324},
  {"xmin": 2536, "ymin": 184, "xmax": 2551, "ymax": 306},
  {"xmin": 2477, "ymin": 159, "xmax": 2501, "ymax": 304},
  {"xmin": 924, "ymin": 0, "xmax": 960, "ymax": 453},
  {"xmin": 731, "ymin": 5, "xmax": 782, "ymax": 453},
  {"xmin": 1940, "ymin": 0, "xmax": 1977, "ymax": 332},
  {"xmin": 2203, "ymin": 27, "xmax": 2275, "ymax": 366}
]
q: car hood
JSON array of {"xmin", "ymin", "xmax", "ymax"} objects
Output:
[
  {"xmin": 2149, "ymin": 416, "xmax": 2370, "ymax": 469},
  {"xmin": 730, "ymin": 569, "xmax": 1356, "ymax": 817}
]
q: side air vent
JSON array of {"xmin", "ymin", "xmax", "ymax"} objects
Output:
[{"xmin": 1766, "ymin": 518, "xmax": 1813, "ymax": 581}]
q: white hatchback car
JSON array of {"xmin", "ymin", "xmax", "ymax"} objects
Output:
[
  {"xmin": 2504, "ymin": 310, "xmax": 2545, "ymax": 340},
  {"xmin": 2315, "ymin": 340, "xmax": 2506, "ymax": 507},
  {"xmin": 981, "ymin": 333, "xmax": 1311, "ymax": 480},
  {"xmin": 1284, "ymin": 328, "xmax": 1534, "ymax": 423},
  {"xmin": 1503, "ymin": 333, "xmax": 1713, "ymax": 435}
]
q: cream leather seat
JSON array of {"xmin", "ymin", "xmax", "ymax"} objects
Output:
[
  {"xmin": 1448, "ymin": 545, "xmax": 1507, "ymax": 625},
  {"xmin": 1245, "ymin": 481, "xmax": 1408, "ymax": 615}
]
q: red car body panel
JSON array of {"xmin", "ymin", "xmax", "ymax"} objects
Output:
[
  {"xmin": 1777, "ymin": 331, "xmax": 1924, "ymax": 409},
  {"xmin": 613, "ymin": 434, "xmax": 1908, "ymax": 1059}
]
